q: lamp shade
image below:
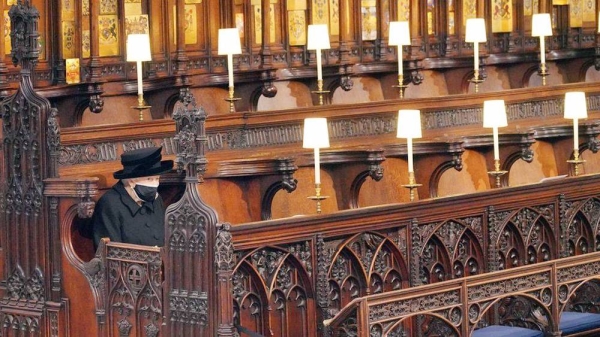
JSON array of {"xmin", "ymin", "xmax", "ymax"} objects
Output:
[
  {"xmin": 303, "ymin": 118, "xmax": 330, "ymax": 148},
  {"xmin": 307, "ymin": 24, "xmax": 330, "ymax": 50},
  {"xmin": 397, "ymin": 110, "xmax": 422, "ymax": 138},
  {"xmin": 564, "ymin": 92, "xmax": 588, "ymax": 119},
  {"xmin": 126, "ymin": 34, "xmax": 152, "ymax": 62},
  {"xmin": 389, "ymin": 21, "xmax": 410, "ymax": 46},
  {"xmin": 483, "ymin": 100, "xmax": 508, "ymax": 128},
  {"xmin": 532, "ymin": 13, "xmax": 552, "ymax": 37},
  {"xmin": 465, "ymin": 19, "xmax": 487, "ymax": 43},
  {"xmin": 218, "ymin": 28, "xmax": 242, "ymax": 55}
]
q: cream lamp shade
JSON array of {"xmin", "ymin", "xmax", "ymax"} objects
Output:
[
  {"xmin": 126, "ymin": 34, "xmax": 152, "ymax": 62},
  {"xmin": 397, "ymin": 110, "xmax": 422, "ymax": 139},
  {"xmin": 483, "ymin": 100, "xmax": 508, "ymax": 128},
  {"xmin": 218, "ymin": 28, "xmax": 242, "ymax": 55},
  {"xmin": 465, "ymin": 19, "xmax": 487, "ymax": 43},
  {"xmin": 389, "ymin": 21, "xmax": 410, "ymax": 46},
  {"xmin": 532, "ymin": 13, "xmax": 552, "ymax": 37},
  {"xmin": 307, "ymin": 24, "xmax": 330, "ymax": 50},
  {"xmin": 303, "ymin": 118, "xmax": 330, "ymax": 148},
  {"xmin": 564, "ymin": 92, "xmax": 588, "ymax": 119}
]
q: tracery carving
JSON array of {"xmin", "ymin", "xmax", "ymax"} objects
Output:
[
  {"xmin": 59, "ymin": 143, "xmax": 118, "ymax": 165},
  {"xmin": 418, "ymin": 218, "xmax": 484, "ymax": 283},
  {"xmin": 233, "ymin": 245, "xmax": 313, "ymax": 336},
  {"xmin": 494, "ymin": 206, "xmax": 556, "ymax": 269},
  {"xmin": 215, "ymin": 223, "xmax": 235, "ymax": 271},
  {"xmin": 327, "ymin": 232, "xmax": 408, "ymax": 312},
  {"xmin": 106, "ymin": 244, "xmax": 162, "ymax": 335}
]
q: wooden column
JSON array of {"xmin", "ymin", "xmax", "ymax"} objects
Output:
[{"xmin": 174, "ymin": 0, "xmax": 188, "ymax": 75}]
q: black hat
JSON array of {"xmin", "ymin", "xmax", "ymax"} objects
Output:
[{"xmin": 113, "ymin": 146, "xmax": 173, "ymax": 179}]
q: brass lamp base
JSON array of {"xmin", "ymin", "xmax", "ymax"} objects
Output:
[
  {"xmin": 224, "ymin": 86, "xmax": 240, "ymax": 113},
  {"xmin": 567, "ymin": 150, "xmax": 585, "ymax": 176},
  {"xmin": 392, "ymin": 74, "xmax": 408, "ymax": 99},
  {"xmin": 470, "ymin": 70, "xmax": 484, "ymax": 93},
  {"xmin": 401, "ymin": 172, "xmax": 421, "ymax": 202},
  {"xmin": 131, "ymin": 94, "xmax": 151, "ymax": 121},
  {"xmin": 538, "ymin": 63, "xmax": 549, "ymax": 86},
  {"xmin": 307, "ymin": 183, "xmax": 329, "ymax": 214},
  {"xmin": 487, "ymin": 160, "xmax": 507, "ymax": 188},
  {"xmin": 311, "ymin": 79, "xmax": 330, "ymax": 105}
]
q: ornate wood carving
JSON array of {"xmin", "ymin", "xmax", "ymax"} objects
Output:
[
  {"xmin": 104, "ymin": 243, "xmax": 162, "ymax": 337},
  {"xmin": 164, "ymin": 87, "xmax": 234, "ymax": 336},
  {"xmin": 0, "ymin": 1, "xmax": 65, "ymax": 334},
  {"xmin": 233, "ymin": 244, "xmax": 315, "ymax": 336},
  {"xmin": 417, "ymin": 217, "xmax": 484, "ymax": 284}
]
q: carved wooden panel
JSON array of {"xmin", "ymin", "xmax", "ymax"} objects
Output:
[
  {"xmin": 489, "ymin": 205, "xmax": 556, "ymax": 271},
  {"xmin": 416, "ymin": 217, "xmax": 484, "ymax": 284},
  {"xmin": 105, "ymin": 244, "xmax": 162, "ymax": 337},
  {"xmin": 562, "ymin": 197, "xmax": 600, "ymax": 257},
  {"xmin": 233, "ymin": 243, "xmax": 315, "ymax": 337},
  {"xmin": 324, "ymin": 231, "xmax": 409, "ymax": 316}
]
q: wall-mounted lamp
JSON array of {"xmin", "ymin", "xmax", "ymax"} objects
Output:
[
  {"xmin": 126, "ymin": 33, "xmax": 152, "ymax": 121},
  {"xmin": 397, "ymin": 109, "xmax": 422, "ymax": 201},
  {"xmin": 307, "ymin": 24, "xmax": 330, "ymax": 105},
  {"xmin": 483, "ymin": 99, "xmax": 508, "ymax": 187},
  {"xmin": 532, "ymin": 13, "xmax": 552, "ymax": 85},
  {"xmin": 564, "ymin": 91, "xmax": 587, "ymax": 176},
  {"xmin": 303, "ymin": 117, "xmax": 330, "ymax": 213},
  {"xmin": 218, "ymin": 28, "xmax": 242, "ymax": 113},
  {"xmin": 389, "ymin": 21, "xmax": 411, "ymax": 99}
]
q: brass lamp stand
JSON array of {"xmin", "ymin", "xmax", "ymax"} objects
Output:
[
  {"xmin": 487, "ymin": 159, "xmax": 507, "ymax": 188},
  {"xmin": 567, "ymin": 149, "xmax": 585, "ymax": 176},
  {"xmin": 401, "ymin": 171, "xmax": 421, "ymax": 202},
  {"xmin": 307, "ymin": 183, "xmax": 329, "ymax": 214},
  {"xmin": 311, "ymin": 79, "xmax": 329, "ymax": 105},
  {"xmin": 393, "ymin": 74, "xmax": 408, "ymax": 99}
]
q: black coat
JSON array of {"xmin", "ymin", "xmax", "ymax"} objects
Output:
[{"xmin": 92, "ymin": 181, "xmax": 165, "ymax": 249}]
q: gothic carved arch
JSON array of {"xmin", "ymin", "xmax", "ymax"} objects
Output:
[
  {"xmin": 492, "ymin": 206, "xmax": 556, "ymax": 269},
  {"xmin": 328, "ymin": 232, "xmax": 409, "ymax": 310},
  {"xmin": 563, "ymin": 197, "xmax": 600, "ymax": 256},
  {"xmin": 417, "ymin": 218, "xmax": 484, "ymax": 283},
  {"xmin": 421, "ymin": 236, "xmax": 452, "ymax": 284},
  {"xmin": 468, "ymin": 294, "xmax": 554, "ymax": 335},
  {"xmin": 559, "ymin": 278, "xmax": 600, "ymax": 314},
  {"xmin": 233, "ymin": 245, "xmax": 315, "ymax": 336},
  {"xmin": 383, "ymin": 313, "xmax": 460, "ymax": 337}
]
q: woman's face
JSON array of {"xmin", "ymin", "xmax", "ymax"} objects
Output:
[{"xmin": 129, "ymin": 175, "xmax": 160, "ymax": 187}]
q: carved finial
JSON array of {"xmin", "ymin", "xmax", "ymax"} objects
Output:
[{"xmin": 8, "ymin": 0, "xmax": 40, "ymax": 69}]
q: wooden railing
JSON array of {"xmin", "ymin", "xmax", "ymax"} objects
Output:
[
  {"xmin": 325, "ymin": 251, "xmax": 600, "ymax": 336},
  {"xmin": 225, "ymin": 173, "xmax": 600, "ymax": 336}
]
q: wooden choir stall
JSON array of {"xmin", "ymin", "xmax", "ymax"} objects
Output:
[{"xmin": 4, "ymin": 0, "xmax": 600, "ymax": 336}]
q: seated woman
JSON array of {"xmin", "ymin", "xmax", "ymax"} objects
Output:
[{"xmin": 92, "ymin": 146, "xmax": 173, "ymax": 249}]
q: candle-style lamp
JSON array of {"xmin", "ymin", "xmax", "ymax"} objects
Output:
[
  {"xmin": 564, "ymin": 91, "xmax": 588, "ymax": 176},
  {"xmin": 388, "ymin": 21, "xmax": 411, "ymax": 99},
  {"xmin": 303, "ymin": 117, "xmax": 330, "ymax": 213},
  {"xmin": 532, "ymin": 13, "xmax": 552, "ymax": 86},
  {"xmin": 397, "ymin": 109, "xmax": 422, "ymax": 201},
  {"xmin": 307, "ymin": 24, "xmax": 330, "ymax": 105},
  {"xmin": 126, "ymin": 34, "xmax": 152, "ymax": 121},
  {"xmin": 465, "ymin": 18, "xmax": 486, "ymax": 93},
  {"xmin": 483, "ymin": 99, "xmax": 508, "ymax": 188},
  {"xmin": 218, "ymin": 28, "xmax": 242, "ymax": 113}
]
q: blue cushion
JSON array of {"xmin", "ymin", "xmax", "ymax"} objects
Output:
[
  {"xmin": 560, "ymin": 311, "xmax": 600, "ymax": 335},
  {"xmin": 472, "ymin": 325, "xmax": 544, "ymax": 337}
]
